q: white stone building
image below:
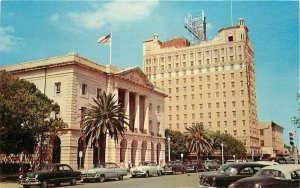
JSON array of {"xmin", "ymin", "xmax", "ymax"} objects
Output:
[{"xmin": 2, "ymin": 53, "xmax": 166, "ymax": 169}]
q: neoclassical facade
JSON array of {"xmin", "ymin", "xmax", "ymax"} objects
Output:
[{"xmin": 2, "ymin": 53, "xmax": 166, "ymax": 169}]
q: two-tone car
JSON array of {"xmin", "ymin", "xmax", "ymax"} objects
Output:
[
  {"xmin": 130, "ymin": 161, "xmax": 164, "ymax": 178},
  {"xmin": 196, "ymin": 162, "xmax": 268, "ymax": 188},
  {"xmin": 19, "ymin": 163, "xmax": 81, "ymax": 188},
  {"xmin": 80, "ymin": 162, "xmax": 127, "ymax": 183},
  {"xmin": 229, "ymin": 164, "xmax": 300, "ymax": 188},
  {"xmin": 163, "ymin": 161, "xmax": 187, "ymax": 175}
]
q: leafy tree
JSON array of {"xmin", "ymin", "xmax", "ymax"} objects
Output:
[
  {"xmin": 0, "ymin": 70, "xmax": 66, "ymax": 156},
  {"xmin": 81, "ymin": 92, "xmax": 129, "ymax": 164},
  {"xmin": 209, "ymin": 132, "xmax": 247, "ymax": 159},
  {"xmin": 292, "ymin": 93, "xmax": 300, "ymax": 127},
  {"xmin": 185, "ymin": 123, "xmax": 212, "ymax": 159},
  {"xmin": 165, "ymin": 129, "xmax": 189, "ymax": 161}
]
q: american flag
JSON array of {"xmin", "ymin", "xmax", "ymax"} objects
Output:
[{"xmin": 97, "ymin": 34, "xmax": 111, "ymax": 44}]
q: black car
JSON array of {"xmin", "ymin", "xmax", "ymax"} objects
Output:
[
  {"xmin": 163, "ymin": 161, "xmax": 187, "ymax": 175},
  {"xmin": 196, "ymin": 162, "xmax": 267, "ymax": 188},
  {"xmin": 185, "ymin": 160, "xmax": 206, "ymax": 173},
  {"xmin": 229, "ymin": 164, "xmax": 300, "ymax": 188},
  {"xmin": 19, "ymin": 163, "xmax": 81, "ymax": 188}
]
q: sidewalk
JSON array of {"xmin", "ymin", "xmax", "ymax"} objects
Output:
[{"xmin": 0, "ymin": 182, "xmax": 20, "ymax": 188}]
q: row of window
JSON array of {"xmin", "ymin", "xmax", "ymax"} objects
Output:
[
  {"xmin": 145, "ymin": 45, "xmax": 245, "ymax": 66},
  {"xmin": 168, "ymin": 101, "xmax": 246, "ymax": 111},
  {"xmin": 146, "ymin": 61, "xmax": 247, "ymax": 76},
  {"xmin": 166, "ymin": 90, "xmax": 245, "ymax": 101},
  {"xmin": 157, "ymin": 72, "xmax": 244, "ymax": 84},
  {"xmin": 168, "ymin": 111, "xmax": 247, "ymax": 120},
  {"xmin": 55, "ymin": 82, "xmax": 101, "ymax": 97}
]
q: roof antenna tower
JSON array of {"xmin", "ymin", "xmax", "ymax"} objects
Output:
[{"xmin": 184, "ymin": 10, "xmax": 206, "ymax": 44}]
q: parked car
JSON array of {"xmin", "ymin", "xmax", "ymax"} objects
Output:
[
  {"xmin": 268, "ymin": 156, "xmax": 288, "ymax": 164},
  {"xmin": 81, "ymin": 162, "xmax": 127, "ymax": 182},
  {"xmin": 163, "ymin": 161, "xmax": 187, "ymax": 175},
  {"xmin": 185, "ymin": 160, "xmax": 206, "ymax": 173},
  {"xmin": 196, "ymin": 162, "xmax": 267, "ymax": 188},
  {"xmin": 130, "ymin": 161, "xmax": 163, "ymax": 178},
  {"xmin": 229, "ymin": 164, "xmax": 300, "ymax": 188},
  {"xmin": 19, "ymin": 163, "xmax": 81, "ymax": 188},
  {"xmin": 204, "ymin": 159, "xmax": 220, "ymax": 171}
]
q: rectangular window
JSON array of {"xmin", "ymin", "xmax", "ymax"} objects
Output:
[
  {"xmin": 55, "ymin": 82, "xmax": 61, "ymax": 94},
  {"xmin": 82, "ymin": 84, "xmax": 87, "ymax": 95},
  {"xmin": 97, "ymin": 88, "xmax": 102, "ymax": 98}
]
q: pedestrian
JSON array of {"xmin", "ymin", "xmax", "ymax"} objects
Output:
[{"xmin": 128, "ymin": 160, "xmax": 132, "ymax": 169}]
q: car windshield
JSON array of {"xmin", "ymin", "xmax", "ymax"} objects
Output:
[
  {"xmin": 139, "ymin": 162, "xmax": 151, "ymax": 166},
  {"xmin": 41, "ymin": 165, "xmax": 54, "ymax": 171},
  {"xmin": 224, "ymin": 167, "xmax": 238, "ymax": 176},
  {"xmin": 218, "ymin": 165, "xmax": 230, "ymax": 172},
  {"xmin": 256, "ymin": 169, "xmax": 285, "ymax": 179}
]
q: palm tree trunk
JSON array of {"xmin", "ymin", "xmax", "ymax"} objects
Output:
[{"xmin": 99, "ymin": 132, "xmax": 106, "ymax": 164}]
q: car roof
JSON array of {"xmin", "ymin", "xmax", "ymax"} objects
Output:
[
  {"xmin": 255, "ymin": 161, "xmax": 279, "ymax": 165},
  {"xmin": 261, "ymin": 164, "xmax": 300, "ymax": 172},
  {"xmin": 224, "ymin": 162, "xmax": 265, "ymax": 167}
]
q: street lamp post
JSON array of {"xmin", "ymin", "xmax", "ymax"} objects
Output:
[
  {"xmin": 167, "ymin": 136, "xmax": 171, "ymax": 162},
  {"xmin": 221, "ymin": 143, "xmax": 224, "ymax": 165}
]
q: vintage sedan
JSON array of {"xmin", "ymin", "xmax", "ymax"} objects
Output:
[
  {"xmin": 229, "ymin": 164, "xmax": 300, "ymax": 188},
  {"xmin": 163, "ymin": 161, "xmax": 187, "ymax": 175},
  {"xmin": 185, "ymin": 160, "xmax": 206, "ymax": 173},
  {"xmin": 130, "ymin": 161, "xmax": 164, "ymax": 178},
  {"xmin": 196, "ymin": 162, "xmax": 267, "ymax": 188},
  {"xmin": 81, "ymin": 162, "xmax": 127, "ymax": 182},
  {"xmin": 19, "ymin": 163, "xmax": 81, "ymax": 188},
  {"xmin": 204, "ymin": 159, "xmax": 220, "ymax": 171}
]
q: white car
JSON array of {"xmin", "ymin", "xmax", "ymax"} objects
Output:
[
  {"xmin": 80, "ymin": 162, "xmax": 127, "ymax": 182},
  {"xmin": 130, "ymin": 161, "xmax": 164, "ymax": 178}
]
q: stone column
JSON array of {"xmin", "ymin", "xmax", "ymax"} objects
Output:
[
  {"xmin": 84, "ymin": 147, "xmax": 94, "ymax": 169},
  {"xmin": 134, "ymin": 93, "xmax": 140, "ymax": 132},
  {"xmin": 144, "ymin": 97, "xmax": 149, "ymax": 133},
  {"xmin": 60, "ymin": 131, "xmax": 78, "ymax": 170},
  {"xmin": 124, "ymin": 90, "xmax": 130, "ymax": 128}
]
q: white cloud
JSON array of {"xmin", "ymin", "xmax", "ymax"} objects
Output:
[
  {"xmin": 66, "ymin": 0, "xmax": 159, "ymax": 30},
  {"xmin": 0, "ymin": 26, "xmax": 21, "ymax": 52},
  {"xmin": 49, "ymin": 13, "xmax": 60, "ymax": 23}
]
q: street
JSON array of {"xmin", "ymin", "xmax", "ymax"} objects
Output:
[{"xmin": 0, "ymin": 172, "xmax": 201, "ymax": 188}]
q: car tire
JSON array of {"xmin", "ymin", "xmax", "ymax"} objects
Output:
[
  {"xmin": 99, "ymin": 175, "xmax": 105, "ymax": 183},
  {"xmin": 118, "ymin": 175, "xmax": 124, "ymax": 180},
  {"xmin": 23, "ymin": 185, "xmax": 30, "ymax": 188},
  {"xmin": 157, "ymin": 170, "xmax": 162, "ymax": 176},
  {"xmin": 40, "ymin": 180, "xmax": 48, "ymax": 188},
  {"xmin": 132, "ymin": 175, "xmax": 136, "ymax": 178},
  {"xmin": 69, "ymin": 178, "xmax": 76, "ymax": 185}
]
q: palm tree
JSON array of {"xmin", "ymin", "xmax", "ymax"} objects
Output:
[
  {"xmin": 81, "ymin": 91, "xmax": 129, "ymax": 164},
  {"xmin": 185, "ymin": 123, "xmax": 212, "ymax": 159}
]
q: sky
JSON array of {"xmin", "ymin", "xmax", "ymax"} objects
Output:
[{"xmin": 0, "ymin": 0, "xmax": 299, "ymax": 145}]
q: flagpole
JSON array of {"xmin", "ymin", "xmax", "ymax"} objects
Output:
[{"xmin": 110, "ymin": 31, "xmax": 112, "ymax": 65}]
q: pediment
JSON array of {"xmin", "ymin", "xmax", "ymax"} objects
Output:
[{"xmin": 116, "ymin": 67, "xmax": 154, "ymax": 88}]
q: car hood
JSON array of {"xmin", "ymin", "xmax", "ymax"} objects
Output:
[
  {"xmin": 234, "ymin": 176, "xmax": 273, "ymax": 184},
  {"xmin": 131, "ymin": 166, "xmax": 146, "ymax": 171},
  {"xmin": 81, "ymin": 169, "xmax": 97, "ymax": 174},
  {"xmin": 200, "ymin": 172, "xmax": 229, "ymax": 178},
  {"xmin": 22, "ymin": 171, "xmax": 49, "ymax": 178}
]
